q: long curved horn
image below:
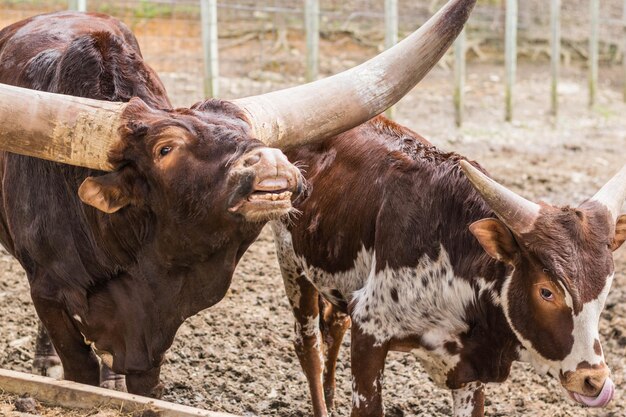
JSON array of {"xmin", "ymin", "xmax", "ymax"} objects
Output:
[
  {"xmin": 590, "ymin": 165, "xmax": 626, "ymax": 223},
  {"xmin": 460, "ymin": 160, "xmax": 541, "ymax": 235},
  {"xmin": 234, "ymin": 0, "xmax": 476, "ymax": 147},
  {"xmin": 0, "ymin": 83, "xmax": 126, "ymax": 171}
]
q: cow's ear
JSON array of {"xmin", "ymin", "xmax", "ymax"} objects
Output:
[
  {"xmin": 78, "ymin": 170, "xmax": 135, "ymax": 214},
  {"xmin": 611, "ymin": 214, "xmax": 626, "ymax": 251},
  {"xmin": 469, "ymin": 218, "xmax": 520, "ymax": 264}
]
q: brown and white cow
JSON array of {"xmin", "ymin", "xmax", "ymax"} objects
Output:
[
  {"xmin": 0, "ymin": 0, "xmax": 474, "ymax": 397},
  {"xmin": 272, "ymin": 117, "xmax": 626, "ymax": 416}
]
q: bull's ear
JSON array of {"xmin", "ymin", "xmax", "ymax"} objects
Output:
[
  {"xmin": 469, "ymin": 218, "xmax": 520, "ymax": 264},
  {"xmin": 78, "ymin": 171, "xmax": 134, "ymax": 213},
  {"xmin": 611, "ymin": 214, "xmax": 626, "ymax": 251}
]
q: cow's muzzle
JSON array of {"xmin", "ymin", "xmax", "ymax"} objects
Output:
[
  {"xmin": 560, "ymin": 364, "xmax": 614, "ymax": 408},
  {"xmin": 228, "ymin": 147, "xmax": 302, "ymax": 221}
]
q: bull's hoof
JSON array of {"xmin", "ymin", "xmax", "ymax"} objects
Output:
[
  {"xmin": 100, "ymin": 376, "xmax": 127, "ymax": 391},
  {"xmin": 32, "ymin": 356, "xmax": 63, "ymax": 379}
]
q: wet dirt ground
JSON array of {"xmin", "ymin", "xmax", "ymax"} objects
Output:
[{"xmin": 0, "ymin": 25, "xmax": 625, "ymax": 417}]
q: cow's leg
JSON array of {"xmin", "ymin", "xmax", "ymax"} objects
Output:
[
  {"xmin": 100, "ymin": 363, "xmax": 127, "ymax": 391},
  {"xmin": 288, "ymin": 277, "xmax": 327, "ymax": 417},
  {"xmin": 31, "ymin": 295, "xmax": 99, "ymax": 386},
  {"xmin": 125, "ymin": 367, "xmax": 164, "ymax": 398},
  {"xmin": 32, "ymin": 320, "xmax": 63, "ymax": 379},
  {"xmin": 319, "ymin": 299, "xmax": 350, "ymax": 413},
  {"xmin": 350, "ymin": 323, "xmax": 389, "ymax": 417},
  {"xmin": 452, "ymin": 382, "xmax": 484, "ymax": 417},
  {"xmin": 273, "ymin": 221, "xmax": 328, "ymax": 417}
]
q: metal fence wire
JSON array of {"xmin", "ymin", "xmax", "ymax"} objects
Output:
[{"xmin": 1, "ymin": 0, "xmax": 625, "ymax": 105}]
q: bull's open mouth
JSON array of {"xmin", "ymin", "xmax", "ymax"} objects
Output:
[
  {"xmin": 566, "ymin": 379, "xmax": 614, "ymax": 408},
  {"xmin": 229, "ymin": 178, "xmax": 297, "ymax": 221}
]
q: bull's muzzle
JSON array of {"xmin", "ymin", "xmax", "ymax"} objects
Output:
[{"xmin": 228, "ymin": 147, "xmax": 302, "ymax": 221}]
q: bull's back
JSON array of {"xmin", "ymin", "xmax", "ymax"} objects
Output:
[{"xmin": 0, "ymin": 12, "xmax": 169, "ymax": 271}]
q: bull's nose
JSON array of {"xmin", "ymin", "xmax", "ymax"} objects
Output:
[
  {"xmin": 239, "ymin": 147, "xmax": 298, "ymax": 188},
  {"xmin": 241, "ymin": 148, "xmax": 290, "ymax": 170}
]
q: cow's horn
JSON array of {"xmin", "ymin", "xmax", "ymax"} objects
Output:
[
  {"xmin": 0, "ymin": 83, "xmax": 126, "ymax": 171},
  {"xmin": 460, "ymin": 160, "xmax": 541, "ymax": 235},
  {"xmin": 590, "ymin": 165, "xmax": 626, "ymax": 224},
  {"xmin": 233, "ymin": 0, "xmax": 476, "ymax": 147}
]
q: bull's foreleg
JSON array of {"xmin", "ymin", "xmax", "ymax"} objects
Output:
[
  {"xmin": 126, "ymin": 367, "xmax": 164, "ymax": 398},
  {"xmin": 31, "ymin": 295, "xmax": 100, "ymax": 386},
  {"xmin": 32, "ymin": 320, "xmax": 63, "ymax": 379},
  {"xmin": 452, "ymin": 381, "xmax": 484, "ymax": 417},
  {"xmin": 320, "ymin": 298, "xmax": 350, "ymax": 413},
  {"xmin": 349, "ymin": 322, "xmax": 389, "ymax": 417}
]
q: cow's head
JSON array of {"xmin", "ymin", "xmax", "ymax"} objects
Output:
[
  {"xmin": 77, "ymin": 98, "xmax": 303, "ymax": 228},
  {"xmin": 461, "ymin": 160, "xmax": 626, "ymax": 408}
]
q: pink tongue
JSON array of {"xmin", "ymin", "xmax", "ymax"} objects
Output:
[{"xmin": 572, "ymin": 378, "xmax": 615, "ymax": 407}]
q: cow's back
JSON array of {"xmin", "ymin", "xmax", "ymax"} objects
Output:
[{"xmin": 281, "ymin": 116, "xmax": 490, "ymax": 279}]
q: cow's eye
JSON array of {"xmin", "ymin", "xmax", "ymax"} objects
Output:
[
  {"xmin": 159, "ymin": 146, "xmax": 172, "ymax": 157},
  {"xmin": 540, "ymin": 288, "xmax": 554, "ymax": 301}
]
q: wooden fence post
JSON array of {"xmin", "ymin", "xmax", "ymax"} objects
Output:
[
  {"xmin": 305, "ymin": 0, "xmax": 320, "ymax": 82},
  {"xmin": 623, "ymin": 0, "xmax": 626, "ymax": 102},
  {"xmin": 589, "ymin": 0, "xmax": 599, "ymax": 108},
  {"xmin": 454, "ymin": 28, "xmax": 466, "ymax": 127},
  {"xmin": 505, "ymin": 0, "xmax": 517, "ymax": 122},
  {"xmin": 201, "ymin": 0, "xmax": 219, "ymax": 98},
  {"xmin": 550, "ymin": 0, "xmax": 560, "ymax": 116},
  {"xmin": 385, "ymin": 0, "xmax": 398, "ymax": 120}
]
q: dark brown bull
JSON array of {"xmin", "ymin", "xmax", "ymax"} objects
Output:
[
  {"xmin": 0, "ymin": 0, "xmax": 473, "ymax": 397},
  {"xmin": 273, "ymin": 116, "xmax": 626, "ymax": 416}
]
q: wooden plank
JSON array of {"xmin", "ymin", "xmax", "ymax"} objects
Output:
[
  {"xmin": 589, "ymin": 0, "xmax": 599, "ymax": 108},
  {"xmin": 505, "ymin": 0, "xmax": 517, "ymax": 122},
  {"xmin": 550, "ymin": 0, "xmax": 560, "ymax": 116},
  {"xmin": 454, "ymin": 28, "xmax": 466, "ymax": 127},
  {"xmin": 201, "ymin": 0, "xmax": 219, "ymax": 98},
  {"xmin": 385, "ymin": 0, "xmax": 398, "ymax": 120},
  {"xmin": 305, "ymin": 0, "xmax": 320, "ymax": 82},
  {"xmin": 0, "ymin": 368, "xmax": 238, "ymax": 417}
]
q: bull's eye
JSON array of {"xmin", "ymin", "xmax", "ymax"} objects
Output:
[
  {"xmin": 540, "ymin": 288, "xmax": 554, "ymax": 301},
  {"xmin": 159, "ymin": 146, "xmax": 172, "ymax": 157}
]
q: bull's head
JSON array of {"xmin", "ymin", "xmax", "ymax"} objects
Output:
[
  {"xmin": 461, "ymin": 160, "xmax": 626, "ymax": 408},
  {"xmin": 76, "ymin": 99, "xmax": 304, "ymax": 225}
]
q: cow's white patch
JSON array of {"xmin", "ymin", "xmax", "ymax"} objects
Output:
[
  {"xmin": 560, "ymin": 274, "xmax": 613, "ymax": 372},
  {"xmin": 352, "ymin": 380, "xmax": 368, "ymax": 409},
  {"xmin": 452, "ymin": 381, "xmax": 482, "ymax": 417},
  {"xmin": 72, "ymin": 314, "xmax": 83, "ymax": 324}
]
